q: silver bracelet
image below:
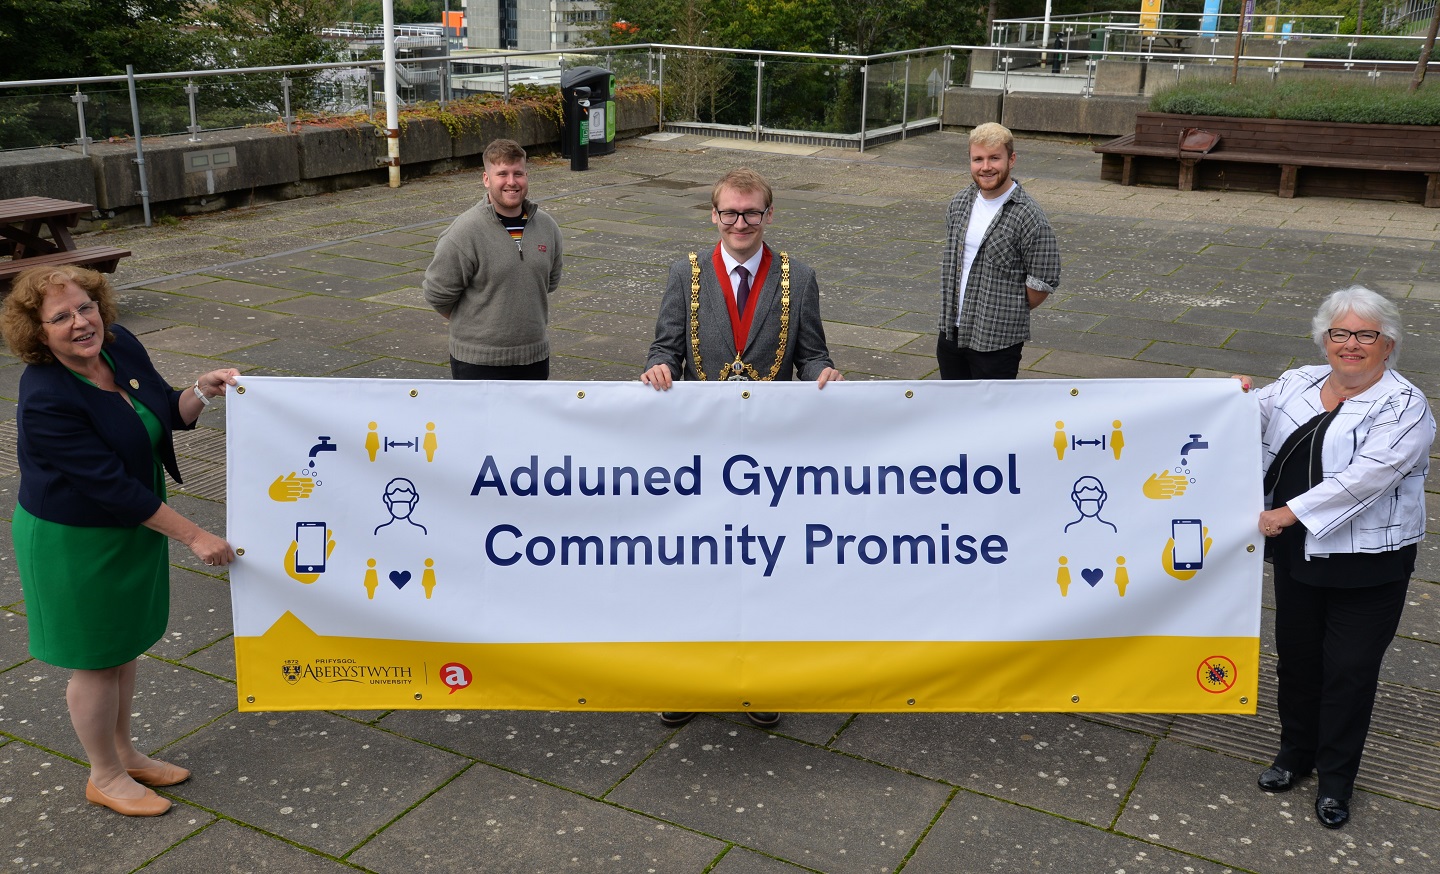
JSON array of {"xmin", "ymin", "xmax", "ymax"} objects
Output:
[{"xmin": 192, "ymin": 381, "xmax": 212, "ymax": 407}]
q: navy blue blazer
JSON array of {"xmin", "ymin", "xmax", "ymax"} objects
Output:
[{"xmin": 17, "ymin": 324, "xmax": 193, "ymax": 528}]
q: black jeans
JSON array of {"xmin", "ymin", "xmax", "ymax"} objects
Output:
[
  {"xmin": 450, "ymin": 357, "xmax": 549, "ymax": 381},
  {"xmin": 1272, "ymin": 569, "xmax": 1409, "ymax": 800},
  {"xmin": 935, "ymin": 334, "xmax": 1024, "ymax": 380}
]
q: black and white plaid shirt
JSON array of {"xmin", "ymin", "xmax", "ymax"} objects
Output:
[{"xmin": 938, "ymin": 182, "xmax": 1061, "ymax": 351}]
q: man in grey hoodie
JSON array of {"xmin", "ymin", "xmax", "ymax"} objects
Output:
[{"xmin": 423, "ymin": 139, "xmax": 564, "ymax": 379}]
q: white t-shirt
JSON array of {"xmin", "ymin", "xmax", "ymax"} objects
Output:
[{"xmin": 956, "ymin": 182, "xmax": 1015, "ymax": 324}]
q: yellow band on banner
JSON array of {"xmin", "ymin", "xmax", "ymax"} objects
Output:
[{"xmin": 237, "ymin": 613, "xmax": 1257, "ymax": 713}]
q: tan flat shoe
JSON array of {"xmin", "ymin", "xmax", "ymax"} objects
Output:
[
  {"xmin": 126, "ymin": 761, "xmax": 191, "ymax": 787},
  {"xmin": 86, "ymin": 780, "xmax": 172, "ymax": 816}
]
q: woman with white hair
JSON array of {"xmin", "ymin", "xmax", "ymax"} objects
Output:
[{"xmin": 1236, "ymin": 286, "xmax": 1434, "ymax": 829}]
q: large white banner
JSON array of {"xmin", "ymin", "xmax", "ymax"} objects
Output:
[{"xmin": 227, "ymin": 377, "xmax": 1262, "ymax": 713}]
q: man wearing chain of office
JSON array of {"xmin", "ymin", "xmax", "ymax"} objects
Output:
[{"xmin": 641, "ymin": 168, "xmax": 843, "ymax": 392}]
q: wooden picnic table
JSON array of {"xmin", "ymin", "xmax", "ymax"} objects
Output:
[{"xmin": 0, "ymin": 196, "xmax": 131, "ymax": 292}]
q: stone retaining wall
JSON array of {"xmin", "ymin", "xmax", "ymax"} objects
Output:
[
  {"xmin": 943, "ymin": 89, "xmax": 1145, "ymax": 139},
  {"xmin": 0, "ymin": 95, "xmax": 654, "ymax": 227}
]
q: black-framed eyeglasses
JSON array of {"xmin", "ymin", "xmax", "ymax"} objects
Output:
[
  {"xmin": 716, "ymin": 208, "xmax": 770, "ymax": 226},
  {"xmin": 42, "ymin": 300, "xmax": 97, "ymax": 327},
  {"xmin": 1325, "ymin": 328, "xmax": 1382, "ymax": 345}
]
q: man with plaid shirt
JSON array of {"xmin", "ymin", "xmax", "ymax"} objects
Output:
[{"xmin": 937, "ymin": 123, "xmax": 1061, "ymax": 379}]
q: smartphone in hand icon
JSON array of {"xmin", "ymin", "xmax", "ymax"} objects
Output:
[
  {"xmin": 295, "ymin": 521, "xmax": 327, "ymax": 574},
  {"xmin": 1172, "ymin": 519, "xmax": 1203, "ymax": 571}
]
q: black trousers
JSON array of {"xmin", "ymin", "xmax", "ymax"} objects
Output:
[
  {"xmin": 1271, "ymin": 568, "xmax": 1409, "ymax": 800},
  {"xmin": 450, "ymin": 356, "xmax": 549, "ymax": 381},
  {"xmin": 936, "ymin": 334, "xmax": 1024, "ymax": 380}
]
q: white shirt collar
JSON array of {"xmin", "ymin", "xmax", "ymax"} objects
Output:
[{"xmin": 719, "ymin": 244, "xmax": 765, "ymax": 280}]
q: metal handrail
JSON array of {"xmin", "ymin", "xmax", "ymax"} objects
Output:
[
  {"xmin": 0, "ymin": 40, "xmax": 1427, "ymax": 163},
  {"xmin": 2, "ymin": 34, "xmax": 1427, "ymax": 93},
  {"xmin": 0, "ymin": 58, "xmax": 395, "ymax": 91}
]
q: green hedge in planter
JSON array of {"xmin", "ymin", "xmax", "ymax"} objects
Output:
[
  {"xmin": 1150, "ymin": 79, "xmax": 1440, "ymax": 125},
  {"xmin": 1306, "ymin": 41, "xmax": 1422, "ymax": 62}
]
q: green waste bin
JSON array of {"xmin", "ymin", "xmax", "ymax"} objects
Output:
[{"xmin": 561, "ymin": 67, "xmax": 615, "ymax": 158}]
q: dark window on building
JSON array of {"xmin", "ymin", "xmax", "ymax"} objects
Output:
[{"xmin": 500, "ymin": 0, "xmax": 519, "ymax": 48}]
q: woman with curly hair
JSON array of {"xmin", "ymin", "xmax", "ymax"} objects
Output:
[{"xmin": 3, "ymin": 264, "xmax": 240, "ymax": 816}]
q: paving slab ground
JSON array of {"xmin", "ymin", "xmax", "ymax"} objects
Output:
[{"xmin": 2, "ymin": 131, "xmax": 1439, "ymax": 873}]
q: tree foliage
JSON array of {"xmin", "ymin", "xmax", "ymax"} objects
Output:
[
  {"xmin": 0, "ymin": 0, "xmax": 208, "ymax": 80},
  {"xmin": 0, "ymin": 0, "xmax": 355, "ymax": 82},
  {"xmin": 199, "ymin": 0, "xmax": 344, "ymax": 68},
  {"xmin": 590, "ymin": 0, "xmax": 986, "ymax": 54},
  {"xmin": 347, "ymin": 0, "xmax": 444, "ymax": 25}
]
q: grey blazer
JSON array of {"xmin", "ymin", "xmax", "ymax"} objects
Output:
[{"xmin": 645, "ymin": 245, "xmax": 834, "ymax": 381}]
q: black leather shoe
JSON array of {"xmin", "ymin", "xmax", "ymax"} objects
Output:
[
  {"xmin": 746, "ymin": 712, "xmax": 780, "ymax": 728},
  {"xmin": 1315, "ymin": 796, "xmax": 1350, "ymax": 829},
  {"xmin": 1257, "ymin": 766, "xmax": 1297, "ymax": 792},
  {"xmin": 659, "ymin": 712, "xmax": 697, "ymax": 727}
]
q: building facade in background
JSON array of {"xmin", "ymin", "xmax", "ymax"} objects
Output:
[{"xmin": 464, "ymin": 0, "xmax": 604, "ymax": 50}]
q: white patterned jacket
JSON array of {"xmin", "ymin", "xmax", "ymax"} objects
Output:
[{"xmin": 1257, "ymin": 364, "xmax": 1434, "ymax": 558}]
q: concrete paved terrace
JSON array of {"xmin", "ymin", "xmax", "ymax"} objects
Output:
[{"xmin": 2, "ymin": 131, "xmax": 1439, "ymax": 873}]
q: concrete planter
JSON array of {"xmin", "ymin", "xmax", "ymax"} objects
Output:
[
  {"xmin": 297, "ymin": 123, "xmax": 382, "ymax": 178},
  {"xmin": 616, "ymin": 94, "xmax": 656, "ymax": 133},
  {"xmin": 942, "ymin": 89, "xmax": 1004, "ymax": 128},
  {"xmin": 0, "ymin": 148, "xmax": 96, "ymax": 203},
  {"xmin": 940, "ymin": 87, "xmax": 1147, "ymax": 139},
  {"xmin": 1003, "ymin": 93, "xmax": 1143, "ymax": 138},
  {"xmin": 0, "ymin": 90, "xmax": 659, "ymax": 225},
  {"xmin": 397, "ymin": 116, "xmax": 453, "ymax": 164},
  {"xmin": 90, "ymin": 127, "xmax": 300, "ymax": 211},
  {"xmin": 452, "ymin": 114, "xmax": 523, "ymax": 157}
]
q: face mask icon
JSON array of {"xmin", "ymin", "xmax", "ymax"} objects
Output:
[
  {"xmin": 1065, "ymin": 476, "xmax": 1116, "ymax": 533},
  {"xmin": 375, "ymin": 477, "xmax": 428, "ymax": 535}
]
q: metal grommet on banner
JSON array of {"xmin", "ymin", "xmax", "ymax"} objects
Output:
[
  {"xmin": 409, "ymin": 389, "xmax": 418, "ymax": 398},
  {"xmin": 907, "ymin": 698, "xmax": 916, "ymax": 706},
  {"xmin": 576, "ymin": 391, "xmax": 586, "ymax": 399},
  {"xmin": 236, "ymin": 385, "xmax": 246, "ymax": 394},
  {"xmin": 742, "ymin": 701, "xmax": 752, "ymax": 708},
  {"xmin": 905, "ymin": 390, "xmax": 914, "ymax": 399},
  {"xmin": 1240, "ymin": 697, "xmax": 1249, "ymax": 704},
  {"xmin": 246, "ymin": 696, "xmax": 255, "ymax": 704},
  {"xmin": 1070, "ymin": 388, "xmax": 1079, "ymax": 397},
  {"xmin": 235, "ymin": 547, "xmax": 245, "ymax": 556},
  {"xmin": 1071, "ymin": 695, "xmax": 1080, "ymax": 703},
  {"xmin": 578, "ymin": 698, "xmax": 587, "ymax": 705},
  {"xmin": 741, "ymin": 391, "xmax": 751, "ymax": 400},
  {"xmin": 1246, "ymin": 544, "xmax": 1256, "ymax": 553},
  {"xmin": 414, "ymin": 693, "xmax": 422, "ymax": 700}
]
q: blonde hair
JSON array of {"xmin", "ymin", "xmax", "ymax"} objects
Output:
[
  {"xmin": 711, "ymin": 168, "xmax": 773, "ymax": 209},
  {"xmin": 968, "ymin": 122, "xmax": 1014, "ymax": 155}
]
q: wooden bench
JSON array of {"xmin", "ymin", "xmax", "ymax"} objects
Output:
[
  {"xmin": 0, "ymin": 246, "xmax": 133, "ymax": 294},
  {"xmin": 1095, "ymin": 112, "xmax": 1440, "ymax": 207}
]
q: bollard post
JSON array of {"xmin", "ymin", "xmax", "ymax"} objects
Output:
[
  {"xmin": 71, "ymin": 90, "xmax": 92, "ymax": 156},
  {"xmin": 280, "ymin": 76, "xmax": 295, "ymax": 133},
  {"xmin": 185, "ymin": 79, "xmax": 202, "ymax": 142},
  {"xmin": 125, "ymin": 65, "xmax": 152, "ymax": 227},
  {"xmin": 569, "ymin": 86, "xmax": 590, "ymax": 171}
]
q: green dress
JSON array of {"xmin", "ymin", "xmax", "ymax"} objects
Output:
[{"xmin": 14, "ymin": 368, "xmax": 171, "ymax": 670}]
